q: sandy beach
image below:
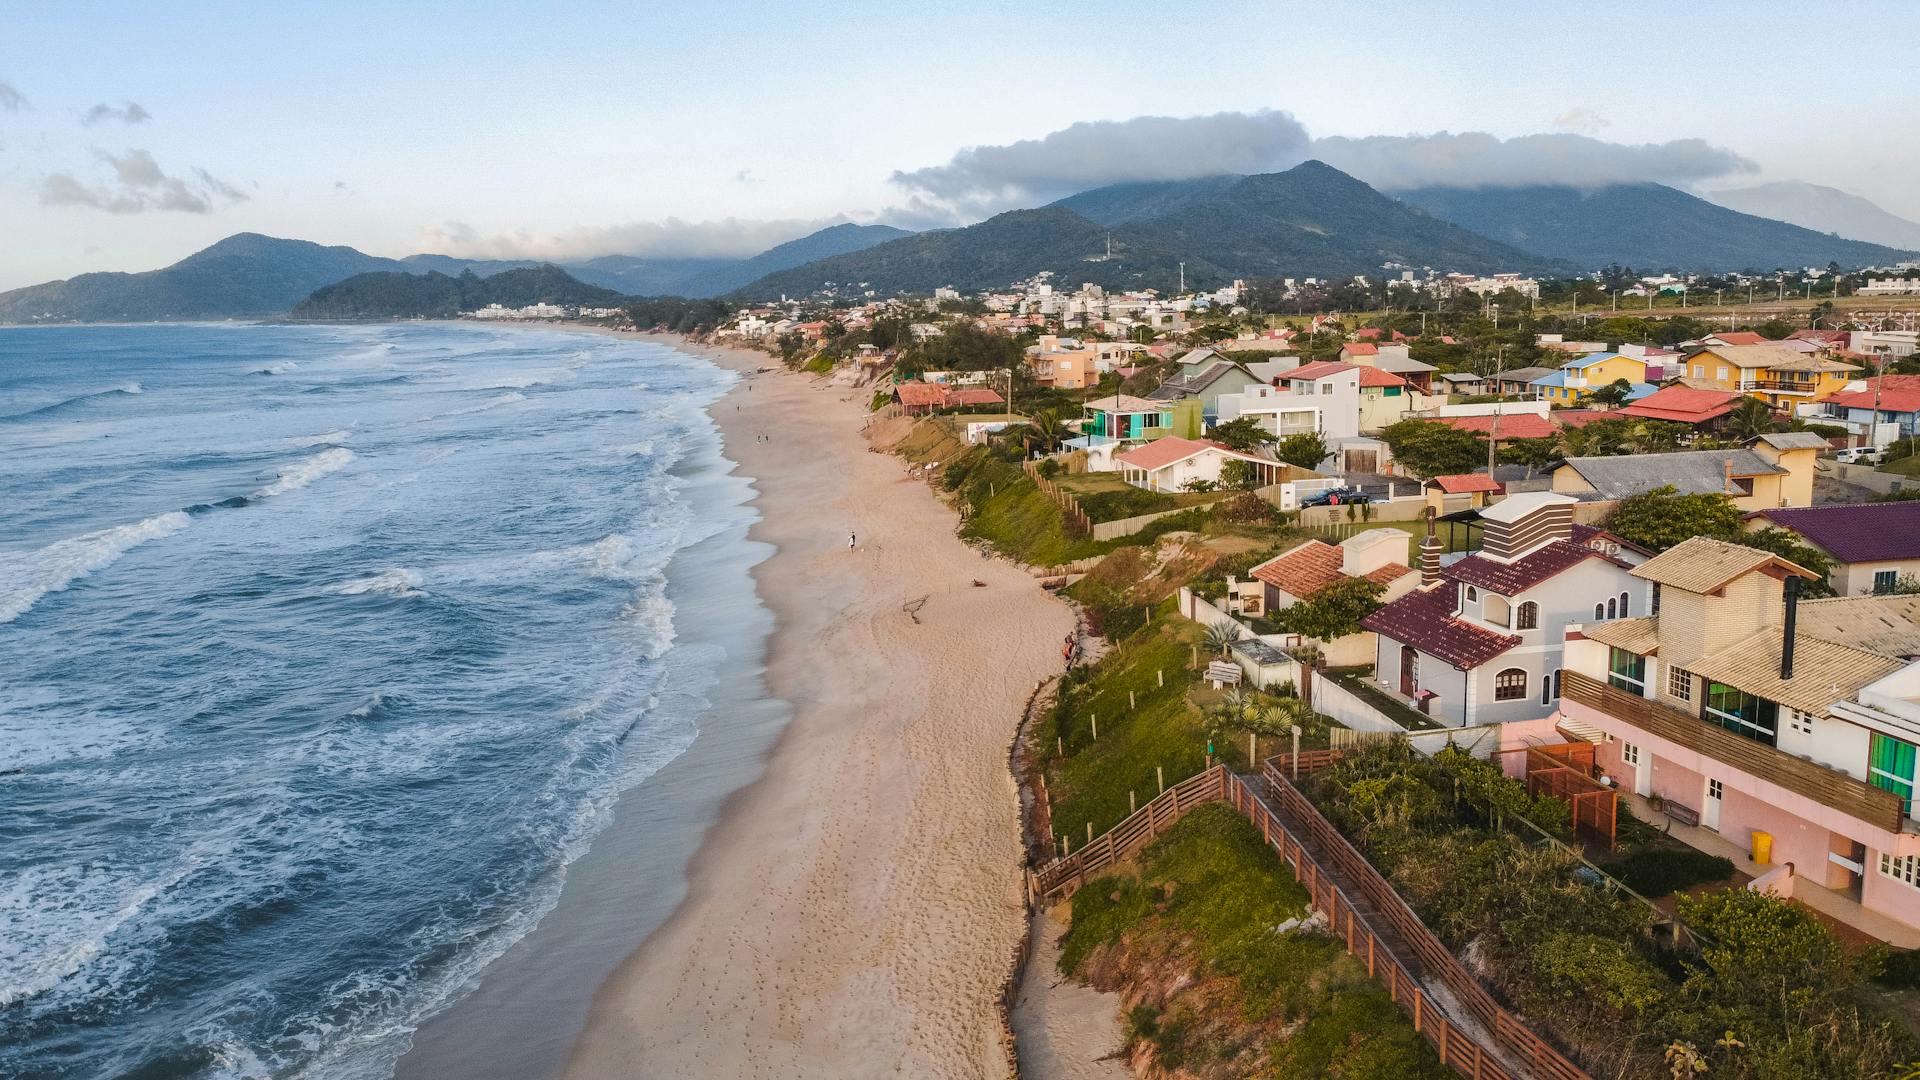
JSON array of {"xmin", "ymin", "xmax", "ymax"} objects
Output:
[{"xmin": 559, "ymin": 337, "xmax": 1072, "ymax": 1078}]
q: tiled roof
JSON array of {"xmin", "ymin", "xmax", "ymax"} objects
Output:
[
  {"xmin": 1084, "ymin": 393, "xmax": 1163, "ymax": 414},
  {"xmin": 1361, "ymin": 583, "xmax": 1519, "ymax": 669},
  {"xmin": 1552, "ymin": 409, "xmax": 1611, "ymax": 428},
  {"xmin": 1565, "ymin": 351, "xmax": 1641, "ymax": 371},
  {"xmin": 894, "ymin": 382, "xmax": 947, "ymax": 406},
  {"xmin": 1584, "ymin": 617, "xmax": 1660, "ymax": 655},
  {"xmin": 1433, "ymin": 413, "xmax": 1558, "ymax": 440},
  {"xmin": 1822, "ymin": 375, "xmax": 1920, "ymax": 415},
  {"xmin": 1115, "ymin": 436, "xmax": 1242, "ymax": 472},
  {"xmin": 1619, "ymin": 385, "xmax": 1744, "ymax": 424},
  {"xmin": 1367, "ymin": 562, "xmax": 1415, "ymax": 586},
  {"xmin": 1429, "ymin": 473, "xmax": 1503, "ymax": 494},
  {"xmin": 1694, "ymin": 343, "xmax": 1814, "ymax": 370},
  {"xmin": 1343, "ymin": 342, "xmax": 1379, "ymax": 356},
  {"xmin": 1493, "ymin": 366, "xmax": 1557, "ymax": 384},
  {"xmin": 1558, "ymin": 449, "xmax": 1785, "ymax": 499},
  {"xmin": 1707, "ymin": 331, "xmax": 1767, "ymax": 346},
  {"xmin": 1359, "ymin": 366, "xmax": 1408, "ymax": 388},
  {"xmin": 1445, "ymin": 536, "xmax": 1599, "ymax": 594},
  {"xmin": 1250, "ymin": 540, "xmax": 1345, "ymax": 598},
  {"xmin": 946, "ymin": 388, "xmax": 1005, "ymax": 406},
  {"xmin": 1688, "ymin": 630, "xmax": 1905, "ymax": 716},
  {"xmin": 1796, "ymin": 594, "xmax": 1920, "ymax": 657},
  {"xmin": 1630, "ymin": 536, "xmax": 1815, "ymax": 594},
  {"xmin": 1752, "ymin": 502, "xmax": 1920, "ymax": 563},
  {"xmin": 1286, "ymin": 360, "xmax": 1357, "ymax": 381}
]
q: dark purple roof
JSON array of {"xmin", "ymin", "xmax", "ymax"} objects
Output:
[
  {"xmin": 1443, "ymin": 525, "xmax": 1632, "ymax": 594},
  {"xmin": 1361, "ymin": 583, "xmax": 1519, "ymax": 669},
  {"xmin": 1755, "ymin": 502, "xmax": 1920, "ymax": 564}
]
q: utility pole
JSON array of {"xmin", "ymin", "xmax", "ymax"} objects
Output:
[{"xmin": 1178, "ymin": 262, "xmax": 1185, "ymax": 295}]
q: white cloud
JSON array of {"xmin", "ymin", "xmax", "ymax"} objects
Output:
[
  {"xmin": 1553, "ymin": 107, "xmax": 1609, "ymax": 136},
  {"xmin": 415, "ymin": 215, "xmax": 844, "ymax": 261},
  {"xmin": 82, "ymin": 101, "xmax": 151, "ymax": 125},
  {"xmin": 888, "ymin": 109, "xmax": 1758, "ymax": 219},
  {"xmin": 39, "ymin": 149, "xmax": 248, "ymax": 214}
]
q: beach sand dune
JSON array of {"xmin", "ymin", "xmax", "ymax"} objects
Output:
[{"xmin": 564, "ymin": 348, "xmax": 1071, "ymax": 1078}]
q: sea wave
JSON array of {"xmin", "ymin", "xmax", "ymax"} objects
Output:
[
  {"xmin": 330, "ymin": 569, "xmax": 425, "ymax": 599},
  {"xmin": 434, "ymin": 392, "xmax": 525, "ymax": 419},
  {"xmin": 0, "ymin": 511, "xmax": 192, "ymax": 623},
  {"xmin": 253, "ymin": 448, "xmax": 356, "ymax": 499},
  {"xmin": 291, "ymin": 429, "xmax": 352, "ymax": 448},
  {"xmin": 249, "ymin": 362, "xmax": 299, "ymax": 376},
  {"xmin": 1, "ymin": 382, "xmax": 143, "ymax": 422}
]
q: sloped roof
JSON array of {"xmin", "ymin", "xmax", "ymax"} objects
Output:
[
  {"xmin": 1286, "ymin": 360, "xmax": 1357, "ymax": 381},
  {"xmin": 1752, "ymin": 502, "xmax": 1920, "ymax": 563},
  {"xmin": 1250, "ymin": 540, "xmax": 1345, "ymax": 598},
  {"xmin": 1707, "ymin": 331, "xmax": 1767, "ymax": 346},
  {"xmin": 1565, "ymin": 351, "xmax": 1643, "ymax": 371},
  {"xmin": 1361, "ymin": 583, "xmax": 1520, "ymax": 669},
  {"xmin": 1630, "ymin": 536, "xmax": 1816, "ymax": 594},
  {"xmin": 1493, "ymin": 366, "xmax": 1558, "ymax": 384},
  {"xmin": 1084, "ymin": 393, "xmax": 1163, "ymax": 414},
  {"xmin": 1343, "ymin": 342, "xmax": 1379, "ymax": 356},
  {"xmin": 1822, "ymin": 375, "xmax": 1920, "ymax": 414},
  {"xmin": 1584, "ymin": 617, "xmax": 1661, "ymax": 655},
  {"xmin": 1619, "ymin": 385, "xmax": 1744, "ymax": 424},
  {"xmin": 1558, "ymin": 449, "xmax": 1785, "ymax": 499},
  {"xmin": 1687, "ymin": 631, "xmax": 1905, "ymax": 716},
  {"xmin": 1434, "ymin": 413, "xmax": 1558, "ymax": 440},
  {"xmin": 1359, "ymin": 366, "xmax": 1409, "ymax": 388},
  {"xmin": 1115, "ymin": 436, "xmax": 1246, "ymax": 472},
  {"xmin": 1693, "ymin": 343, "xmax": 1815, "ymax": 370},
  {"xmin": 1429, "ymin": 473, "xmax": 1503, "ymax": 494},
  {"xmin": 894, "ymin": 382, "xmax": 947, "ymax": 406},
  {"xmin": 1446, "ymin": 535, "xmax": 1606, "ymax": 594},
  {"xmin": 1747, "ymin": 431, "xmax": 1829, "ymax": 450},
  {"xmin": 1797, "ymin": 594, "xmax": 1920, "ymax": 657}
]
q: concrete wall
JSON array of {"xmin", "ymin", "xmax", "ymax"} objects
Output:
[{"xmin": 1832, "ymin": 558, "xmax": 1920, "ymax": 596}]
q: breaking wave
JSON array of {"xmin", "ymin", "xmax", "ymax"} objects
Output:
[
  {"xmin": 0, "ymin": 511, "xmax": 191, "ymax": 624},
  {"xmin": 254, "ymin": 448, "xmax": 356, "ymax": 499},
  {"xmin": 330, "ymin": 569, "xmax": 425, "ymax": 599}
]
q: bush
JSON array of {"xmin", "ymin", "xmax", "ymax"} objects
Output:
[
  {"xmin": 1601, "ymin": 847, "xmax": 1736, "ymax": 898},
  {"xmin": 1875, "ymin": 948, "xmax": 1920, "ymax": 989},
  {"xmin": 1216, "ymin": 491, "xmax": 1277, "ymax": 524}
]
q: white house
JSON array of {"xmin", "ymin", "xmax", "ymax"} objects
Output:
[
  {"xmin": 1114, "ymin": 437, "xmax": 1291, "ymax": 493},
  {"xmin": 1359, "ymin": 493, "xmax": 1654, "ymax": 727},
  {"xmin": 1215, "ymin": 360, "xmax": 1363, "ymax": 441}
]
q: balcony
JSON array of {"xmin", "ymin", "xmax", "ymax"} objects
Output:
[{"xmin": 1560, "ymin": 671, "xmax": 1906, "ymax": 833}]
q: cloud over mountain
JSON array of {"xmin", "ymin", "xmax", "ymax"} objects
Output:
[
  {"xmin": 39, "ymin": 148, "xmax": 248, "ymax": 214},
  {"xmin": 415, "ymin": 215, "xmax": 845, "ymax": 261},
  {"xmin": 889, "ymin": 109, "xmax": 1758, "ymax": 221}
]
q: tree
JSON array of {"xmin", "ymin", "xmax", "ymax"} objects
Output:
[
  {"xmin": 1210, "ymin": 416, "xmax": 1276, "ymax": 452},
  {"xmin": 1723, "ymin": 396, "xmax": 1776, "ymax": 442},
  {"xmin": 1602, "ymin": 486, "xmax": 1743, "ymax": 552},
  {"xmin": 1217, "ymin": 459, "xmax": 1260, "ymax": 491},
  {"xmin": 1587, "ymin": 378, "xmax": 1636, "ymax": 408},
  {"xmin": 1379, "ymin": 419, "xmax": 1484, "ymax": 478},
  {"xmin": 1275, "ymin": 431, "xmax": 1330, "ymax": 470},
  {"xmin": 1499, "ymin": 437, "xmax": 1560, "ymax": 475},
  {"xmin": 1030, "ymin": 408, "xmax": 1066, "ymax": 452},
  {"xmin": 1271, "ymin": 577, "xmax": 1385, "ymax": 641}
]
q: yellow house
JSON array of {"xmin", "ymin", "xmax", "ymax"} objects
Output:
[
  {"xmin": 1550, "ymin": 435, "xmax": 1821, "ymax": 510},
  {"xmin": 1680, "ymin": 345, "xmax": 1859, "ymax": 410},
  {"xmin": 1529, "ymin": 351, "xmax": 1649, "ymax": 405}
]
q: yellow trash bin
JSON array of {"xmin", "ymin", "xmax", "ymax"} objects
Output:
[{"xmin": 1750, "ymin": 831, "xmax": 1773, "ymax": 866}]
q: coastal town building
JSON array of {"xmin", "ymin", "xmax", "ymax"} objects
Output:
[
  {"xmin": 1113, "ymin": 437, "xmax": 1289, "ymax": 493},
  {"xmin": 1227, "ymin": 531, "xmax": 1417, "ymax": 664},
  {"xmin": 1679, "ymin": 344, "xmax": 1861, "ymax": 410},
  {"xmin": 1617, "ymin": 385, "xmax": 1747, "ymax": 430},
  {"xmin": 1810, "ymin": 374, "xmax": 1920, "ymax": 446},
  {"xmin": 1559, "ymin": 537, "xmax": 1920, "ymax": 939},
  {"xmin": 1359, "ymin": 493, "xmax": 1653, "ymax": 727},
  {"xmin": 1550, "ymin": 437, "xmax": 1821, "ymax": 509},
  {"xmin": 1529, "ymin": 351, "xmax": 1651, "ymax": 405},
  {"xmin": 1745, "ymin": 502, "xmax": 1920, "ymax": 596}
]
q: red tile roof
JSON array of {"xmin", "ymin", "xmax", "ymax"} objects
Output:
[
  {"xmin": 1368, "ymin": 562, "xmax": 1415, "ymax": 586},
  {"xmin": 1359, "ymin": 366, "xmax": 1408, "ymax": 388},
  {"xmin": 946, "ymin": 387, "xmax": 1006, "ymax": 407},
  {"xmin": 1342, "ymin": 342, "xmax": 1379, "ymax": 356},
  {"xmin": 1362, "ymin": 583, "xmax": 1519, "ymax": 669},
  {"xmin": 894, "ymin": 382, "xmax": 946, "ymax": 407},
  {"xmin": 1551, "ymin": 409, "xmax": 1611, "ymax": 428},
  {"xmin": 1115, "ymin": 436, "xmax": 1237, "ymax": 472},
  {"xmin": 1709, "ymin": 331, "xmax": 1767, "ymax": 346},
  {"xmin": 1619, "ymin": 385, "xmax": 1744, "ymax": 424},
  {"xmin": 1445, "ymin": 538, "xmax": 1596, "ymax": 594},
  {"xmin": 1354, "ymin": 328, "xmax": 1385, "ymax": 340},
  {"xmin": 893, "ymin": 382, "xmax": 1004, "ymax": 408},
  {"xmin": 1432, "ymin": 413, "xmax": 1558, "ymax": 440},
  {"xmin": 1429, "ymin": 473, "xmax": 1503, "ymax": 495},
  {"xmin": 1822, "ymin": 375, "xmax": 1920, "ymax": 414},
  {"xmin": 1250, "ymin": 541, "xmax": 1345, "ymax": 598},
  {"xmin": 1286, "ymin": 360, "xmax": 1357, "ymax": 381}
]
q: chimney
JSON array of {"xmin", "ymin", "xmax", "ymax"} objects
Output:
[
  {"xmin": 1419, "ymin": 509, "xmax": 1443, "ymax": 585},
  {"xmin": 1723, "ymin": 455, "xmax": 1734, "ymax": 495},
  {"xmin": 1781, "ymin": 575, "xmax": 1801, "ymax": 680}
]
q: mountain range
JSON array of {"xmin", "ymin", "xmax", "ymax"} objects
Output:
[
  {"xmin": 1703, "ymin": 181, "xmax": 1920, "ymax": 251},
  {"xmin": 0, "ymin": 222, "xmax": 910, "ymax": 322},
  {"xmin": 290, "ymin": 264, "xmax": 628, "ymax": 320}
]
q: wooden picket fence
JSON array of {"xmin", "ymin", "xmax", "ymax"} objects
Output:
[
  {"xmin": 1022, "ymin": 460, "xmax": 1093, "ymax": 536},
  {"xmin": 1029, "ymin": 760, "xmax": 1593, "ymax": 1080}
]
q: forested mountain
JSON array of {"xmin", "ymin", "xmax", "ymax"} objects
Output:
[
  {"xmin": 0, "ymin": 234, "xmax": 409, "ymax": 322},
  {"xmin": 1703, "ymin": 181, "xmax": 1920, "ymax": 251},
  {"xmin": 1397, "ymin": 183, "xmax": 1914, "ymax": 271},
  {"xmin": 289, "ymin": 265, "xmax": 626, "ymax": 319},
  {"xmin": 737, "ymin": 161, "xmax": 1555, "ymax": 298}
]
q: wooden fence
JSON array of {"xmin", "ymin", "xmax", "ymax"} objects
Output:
[
  {"xmin": 1028, "ymin": 760, "xmax": 1593, "ymax": 1080},
  {"xmin": 1022, "ymin": 460, "xmax": 1093, "ymax": 536}
]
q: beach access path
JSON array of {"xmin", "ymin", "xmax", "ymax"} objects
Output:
[{"xmin": 563, "ymin": 343, "xmax": 1074, "ymax": 1078}]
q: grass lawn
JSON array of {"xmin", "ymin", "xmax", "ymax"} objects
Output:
[
  {"xmin": 1059, "ymin": 805, "xmax": 1451, "ymax": 1079},
  {"xmin": 1879, "ymin": 455, "xmax": 1920, "ymax": 479},
  {"xmin": 1055, "ymin": 471, "xmax": 1221, "ymax": 523},
  {"xmin": 1324, "ymin": 666, "xmax": 1448, "ymax": 732}
]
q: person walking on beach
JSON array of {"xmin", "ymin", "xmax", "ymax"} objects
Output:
[{"xmin": 848, "ymin": 532, "xmax": 856, "ymax": 551}]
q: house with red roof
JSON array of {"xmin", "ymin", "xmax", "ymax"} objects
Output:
[
  {"xmin": 1359, "ymin": 493, "xmax": 1652, "ymax": 727},
  {"xmin": 891, "ymin": 381, "xmax": 1005, "ymax": 415},
  {"xmin": 1619, "ymin": 385, "xmax": 1747, "ymax": 429},
  {"xmin": 1431, "ymin": 412, "xmax": 1559, "ymax": 442},
  {"xmin": 1227, "ymin": 530, "xmax": 1418, "ymax": 664},
  {"xmin": 1746, "ymin": 502, "xmax": 1920, "ymax": 596},
  {"xmin": 1114, "ymin": 437, "xmax": 1290, "ymax": 493},
  {"xmin": 1812, "ymin": 374, "xmax": 1920, "ymax": 446},
  {"xmin": 1423, "ymin": 473, "xmax": 1503, "ymax": 514}
]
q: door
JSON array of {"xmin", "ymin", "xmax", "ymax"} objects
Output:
[
  {"xmin": 1703, "ymin": 777, "xmax": 1723, "ymax": 831},
  {"xmin": 1346, "ymin": 449, "xmax": 1378, "ymax": 474},
  {"xmin": 1399, "ymin": 645, "xmax": 1419, "ymax": 697}
]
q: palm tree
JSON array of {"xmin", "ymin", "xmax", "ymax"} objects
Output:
[
  {"xmin": 1725, "ymin": 396, "xmax": 1775, "ymax": 442},
  {"xmin": 1203, "ymin": 620, "xmax": 1243, "ymax": 656},
  {"xmin": 1031, "ymin": 408, "xmax": 1065, "ymax": 452}
]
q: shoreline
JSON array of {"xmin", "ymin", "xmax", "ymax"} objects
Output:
[{"xmin": 559, "ymin": 336, "xmax": 1073, "ymax": 1077}]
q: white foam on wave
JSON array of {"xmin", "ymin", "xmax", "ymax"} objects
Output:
[
  {"xmin": 622, "ymin": 586, "xmax": 677, "ymax": 660},
  {"xmin": 251, "ymin": 362, "xmax": 299, "ymax": 376},
  {"xmin": 254, "ymin": 448, "xmax": 356, "ymax": 499},
  {"xmin": 348, "ymin": 694, "xmax": 385, "ymax": 719},
  {"xmin": 439, "ymin": 392, "xmax": 525, "ymax": 419},
  {"xmin": 610, "ymin": 440, "xmax": 654, "ymax": 457},
  {"xmin": 115, "ymin": 381, "xmax": 143, "ymax": 395},
  {"xmin": 0, "ymin": 860, "xmax": 193, "ymax": 1009},
  {"xmin": 330, "ymin": 569, "xmax": 425, "ymax": 600},
  {"xmin": 291, "ymin": 429, "xmax": 352, "ymax": 448},
  {"xmin": 0, "ymin": 511, "xmax": 192, "ymax": 623},
  {"xmin": 468, "ymin": 367, "xmax": 575, "ymax": 391}
]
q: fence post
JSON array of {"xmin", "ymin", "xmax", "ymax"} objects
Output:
[
  {"xmin": 1157, "ymin": 766, "xmax": 1164, "ymax": 793},
  {"xmin": 1413, "ymin": 988, "xmax": 1424, "ymax": 1033}
]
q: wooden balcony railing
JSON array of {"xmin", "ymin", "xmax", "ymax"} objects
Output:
[{"xmin": 1559, "ymin": 671, "xmax": 1905, "ymax": 833}]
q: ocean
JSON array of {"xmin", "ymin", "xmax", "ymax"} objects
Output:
[{"xmin": 0, "ymin": 323, "xmax": 749, "ymax": 1079}]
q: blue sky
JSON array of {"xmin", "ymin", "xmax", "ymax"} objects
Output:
[{"xmin": 3, "ymin": 0, "xmax": 1916, "ymax": 288}]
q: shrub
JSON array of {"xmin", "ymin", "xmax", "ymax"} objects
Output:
[
  {"xmin": 1873, "ymin": 948, "xmax": 1920, "ymax": 989},
  {"xmin": 1216, "ymin": 491, "xmax": 1277, "ymax": 524},
  {"xmin": 1602, "ymin": 847, "xmax": 1736, "ymax": 898}
]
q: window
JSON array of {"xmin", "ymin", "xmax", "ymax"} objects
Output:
[
  {"xmin": 1788, "ymin": 710, "xmax": 1814, "ymax": 736},
  {"xmin": 1708, "ymin": 778, "xmax": 1724, "ymax": 801},
  {"xmin": 1703, "ymin": 682, "xmax": 1779, "ymax": 746},
  {"xmin": 1516, "ymin": 601, "xmax": 1539, "ymax": 630},
  {"xmin": 1541, "ymin": 667, "xmax": 1560, "ymax": 705},
  {"xmin": 1606, "ymin": 597, "xmax": 1618, "ymax": 620},
  {"xmin": 1608, "ymin": 648, "xmax": 1646, "ymax": 695},
  {"xmin": 1494, "ymin": 668, "xmax": 1528, "ymax": 701},
  {"xmin": 1619, "ymin": 591, "xmax": 1630, "ymax": 617},
  {"xmin": 1692, "ymin": 364, "xmax": 1704, "ymax": 378},
  {"xmin": 1465, "ymin": 585, "xmax": 1479, "ymax": 603},
  {"xmin": 1651, "ymin": 584, "xmax": 1661, "ymax": 616},
  {"xmin": 1869, "ymin": 732, "xmax": 1916, "ymax": 817},
  {"xmin": 1716, "ymin": 366, "xmax": 1730, "ymax": 381},
  {"xmin": 1881, "ymin": 852, "xmax": 1920, "ymax": 889},
  {"xmin": 1875, "ymin": 570, "xmax": 1900, "ymax": 595},
  {"xmin": 1622, "ymin": 742, "xmax": 1640, "ymax": 766},
  {"xmin": 1667, "ymin": 666, "xmax": 1693, "ymax": 702}
]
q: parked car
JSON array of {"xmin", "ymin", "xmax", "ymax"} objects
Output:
[
  {"xmin": 1300, "ymin": 486, "xmax": 1372, "ymax": 508},
  {"xmin": 1834, "ymin": 446, "xmax": 1881, "ymax": 465}
]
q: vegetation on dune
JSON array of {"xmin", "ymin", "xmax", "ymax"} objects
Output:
[{"xmin": 1058, "ymin": 805, "xmax": 1452, "ymax": 1080}]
